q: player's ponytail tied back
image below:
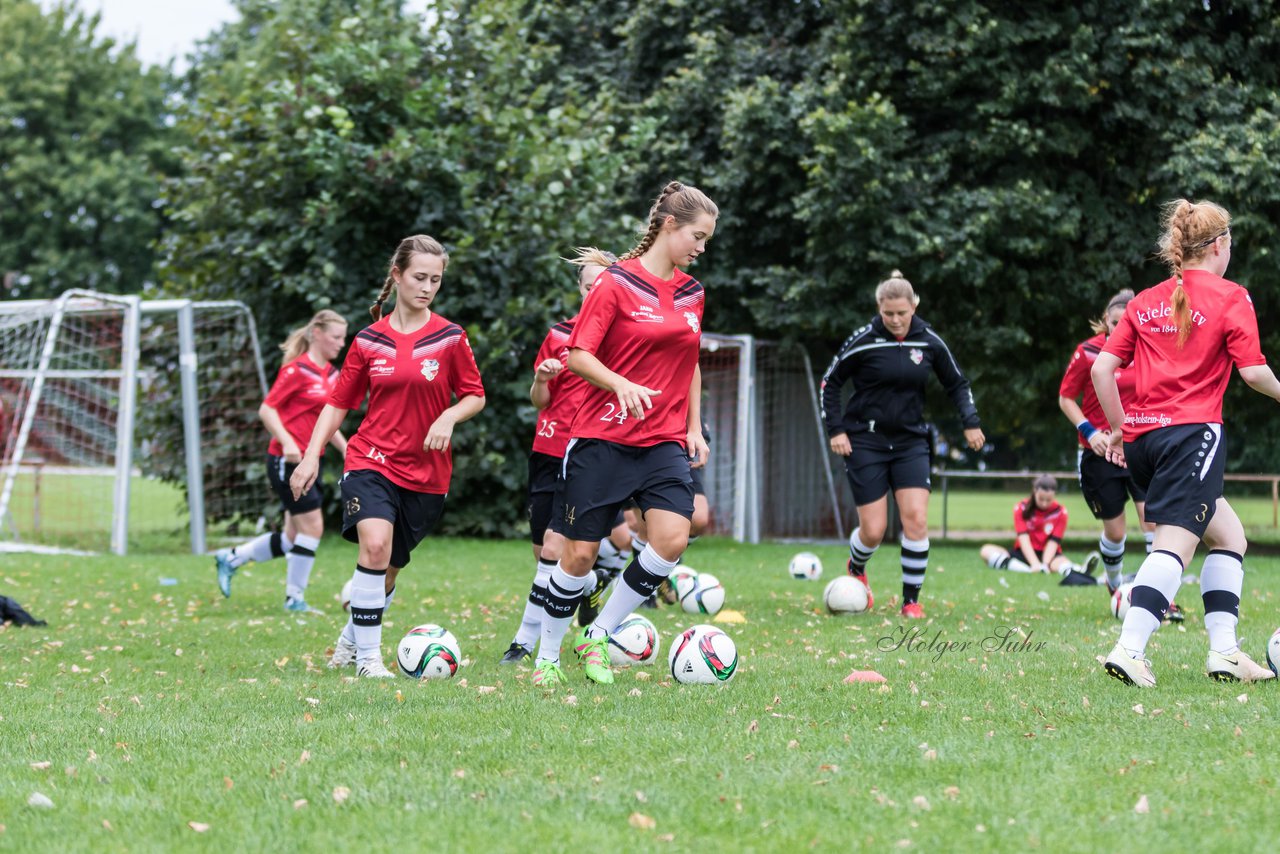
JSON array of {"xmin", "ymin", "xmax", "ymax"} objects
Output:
[
  {"xmin": 1157, "ymin": 198, "xmax": 1230, "ymax": 349},
  {"xmin": 619, "ymin": 181, "xmax": 719, "ymax": 262},
  {"xmin": 372, "ymin": 235, "xmax": 451, "ymax": 322},
  {"xmin": 875, "ymin": 269, "xmax": 919, "ymax": 308}
]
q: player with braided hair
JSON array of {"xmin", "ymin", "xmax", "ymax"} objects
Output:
[
  {"xmin": 530, "ymin": 181, "xmax": 718, "ymax": 687},
  {"xmin": 291, "ymin": 235, "xmax": 485, "ymax": 678},
  {"xmin": 1096, "ymin": 199, "xmax": 1279, "ymax": 687}
]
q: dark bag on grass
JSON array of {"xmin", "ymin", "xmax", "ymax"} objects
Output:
[{"xmin": 0, "ymin": 594, "xmax": 47, "ymax": 626}]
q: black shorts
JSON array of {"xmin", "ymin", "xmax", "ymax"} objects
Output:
[
  {"xmin": 1124, "ymin": 423, "xmax": 1225, "ymax": 538},
  {"xmin": 266, "ymin": 454, "xmax": 323, "ymax": 514},
  {"xmin": 340, "ymin": 469, "xmax": 445, "ymax": 568},
  {"xmin": 1077, "ymin": 449, "xmax": 1147, "ymax": 520},
  {"xmin": 843, "ymin": 433, "xmax": 932, "ymax": 506},
  {"xmin": 526, "ymin": 452, "xmax": 563, "ymax": 546},
  {"xmin": 559, "ymin": 439, "xmax": 694, "ymax": 542}
]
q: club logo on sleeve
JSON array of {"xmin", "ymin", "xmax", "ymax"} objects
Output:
[
  {"xmin": 909, "ymin": 348, "xmax": 924, "ymax": 365},
  {"xmin": 683, "ymin": 311, "xmax": 700, "ymax": 334},
  {"xmin": 420, "ymin": 358, "xmax": 440, "ymax": 381}
]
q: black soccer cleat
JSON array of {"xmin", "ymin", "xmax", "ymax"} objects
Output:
[
  {"xmin": 576, "ymin": 569, "xmax": 610, "ymax": 626},
  {"xmin": 1165, "ymin": 602, "xmax": 1186, "ymax": 623},
  {"xmin": 1059, "ymin": 568, "xmax": 1099, "ymax": 587},
  {"xmin": 499, "ymin": 642, "xmax": 532, "ymax": 665}
]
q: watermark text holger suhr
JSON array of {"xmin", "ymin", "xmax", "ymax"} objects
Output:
[{"xmin": 878, "ymin": 625, "xmax": 1047, "ymax": 663}]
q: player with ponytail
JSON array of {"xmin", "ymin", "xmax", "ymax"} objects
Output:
[
  {"xmin": 215, "ymin": 309, "xmax": 348, "ymax": 612},
  {"xmin": 1094, "ymin": 199, "xmax": 1280, "ymax": 687},
  {"xmin": 291, "ymin": 235, "xmax": 485, "ymax": 678},
  {"xmin": 529, "ymin": 181, "xmax": 718, "ymax": 687}
]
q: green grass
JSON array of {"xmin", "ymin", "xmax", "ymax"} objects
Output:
[{"xmin": 3, "ymin": 537, "xmax": 1279, "ymax": 852}]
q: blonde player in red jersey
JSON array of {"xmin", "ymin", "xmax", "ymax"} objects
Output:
[
  {"xmin": 1094, "ymin": 199, "xmax": 1280, "ymax": 687},
  {"xmin": 215, "ymin": 309, "xmax": 348, "ymax": 612},
  {"xmin": 530, "ymin": 182, "xmax": 718, "ymax": 687},
  {"xmin": 291, "ymin": 235, "xmax": 485, "ymax": 678}
]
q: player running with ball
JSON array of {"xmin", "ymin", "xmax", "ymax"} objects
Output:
[{"xmin": 1094, "ymin": 199, "xmax": 1278, "ymax": 687}]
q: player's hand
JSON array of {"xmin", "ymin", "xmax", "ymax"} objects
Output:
[
  {"xmin": 289, "ymin": 455, "xmax": 319, "ymax": 500},
  {"xmin": 829, "ymin": 432, "xmax": 852, "ymax": 457},
  {"xmin": 1105, "ymin": 430, "xmax": 1126, "ymax": 468},
  {"xmin": 687, "ymin": 429, "xmax": 710, "ymax": 469},
  {"xmin": 963, "ymin": 427, "xmax": 985, "ymax": 452},
  {"xmin": 613, "ymin": 379, "xmax": 660, "ymax": 421},
  {"xmin": 535, "ymin": 358, "xmax": 563, "ymax": 381},
  {"xmin": 424, "ymin": 414, "xmax": 457, "ymax": 452},
  {"xmin": 282, "ymin": 440, "xmax": 303, "ymax": 464},
  {"xmin": 1087, "ymin": 430, "xmax": 1110, "ymax": 457}
]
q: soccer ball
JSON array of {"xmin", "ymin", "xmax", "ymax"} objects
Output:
[
  {"xmin": 340, "ymin": 579, "xmax": 352, "ymax": 612},
  {"xmin": 396, "ymin": 624, "xmax": 462, "ymax": 679},
  {"xmin": 607, "ymin": 612, "xmax": 660, "ymax": 666},
  {"xmin": 1110, "ymin": 583, "xmax": 1135, "ymax": 620},
  {"xmin": 789, "ymin": 552, "xmax": 823, "ymax": 581},
  {"xmin": 669, "ymin": 565, "xmax": 699, "ymax": 595},
  {"xmin": 1267, "ymin": 627, "xmax": 1280, "ymax": 676},
  {"xmin": 668, "ymin": 624, "xmax": 738, "ymax": 684},
  {"xmin": 679, "ymin": 572, "xmax": 725, "ymax": 616},
  {"xmin": 823, "ymin": 575, "xmax": 869, "ymax": 614}
]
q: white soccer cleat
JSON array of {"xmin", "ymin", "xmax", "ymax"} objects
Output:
[
  {"xmin": 1104, "ymin": 642, "xmax": 1156, "ymax": 687},
  {"xmin": 1206, "ymin": 648, "xmax": 1276, "ymax": 683},
  {"xmin": 1082, "ymin": 550, "xmax": 1103, "ymax": 578},
  {"xmin": 328, "ymin": 638, "xmax": 357, "ymax": 669},
  {"xmin": 356, "ymin": 658, "xmax": 396, "ymax": 679}
]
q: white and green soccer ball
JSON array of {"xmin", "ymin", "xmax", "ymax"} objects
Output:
[{"xmin": 396, "ymin": 624, "xmax": 461, "ymax": 679}]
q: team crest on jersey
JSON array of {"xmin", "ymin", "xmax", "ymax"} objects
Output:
[
  {"xmin": 684, "ymin": 311, "xmax": 700, "ymax": 334},
  {"xmin": 1043, "ymin": 523, "xmax": 1053, "ymax": 535},
  {"xmin": 909, "ymin": 348, "xmax": 923, "ymax": 365},
  {"xmin": 420, "ymin": 358, "xmax": 440, "ymax": 381}
]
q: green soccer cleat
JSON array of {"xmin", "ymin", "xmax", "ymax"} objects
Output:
[
  {"xmin": 532, "ymin": 660, "xmax": 567, "ymax": 687},
  {"xmin": 572, "ymin": 626, "xmax": 615, "ymax": 684}
]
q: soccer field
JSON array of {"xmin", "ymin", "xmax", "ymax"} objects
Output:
[{"xmin": 3, "ymin": 537, "xmax": 1279, "ymax": 852}]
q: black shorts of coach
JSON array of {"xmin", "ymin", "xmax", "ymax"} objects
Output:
[
  {"xmin": 267, "ymin": 453, "xmax": 324, "ymax": 515},
  {"xmin": 843, "ymin": 432, "xmax": 931, "ymax": 506},
  {"xmin": 1077, "ymin": 449, "xmax": 1147, "ymax": 520},
  {"xmin": 558, "ymin": 439, "xmax": 694, "ymax": 542},
  {"xmin": 1124, "ymin": 423, "xmax": 1226, "ymax": 539},
  {"xmin": 526, "ymin": 451, "xmax": 567, "ymax": 546},
  {"xmin": 340, "ymin": 469, "xmax": 445, "ymax": 568}
]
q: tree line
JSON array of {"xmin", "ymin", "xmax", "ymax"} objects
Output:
[{"xmin": 5, "ymin": 0, "xmax": 1280, "ymax": 533}]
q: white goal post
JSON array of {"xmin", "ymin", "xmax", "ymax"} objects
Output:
[
  {"xmin": 0, "ymin": 290, "xmax": 268, "ymax": 555},
  {"xmin": 699, "ymin": 334, "xmax": 844, "ymax": 543}
]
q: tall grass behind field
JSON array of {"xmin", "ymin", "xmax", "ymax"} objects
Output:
[{"xmin": 2, "ymin": 538, "xmax": 1279, "ymax": 852}]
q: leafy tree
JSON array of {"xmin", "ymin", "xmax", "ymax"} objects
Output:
[{"xmin": 0, "ymin": 0, "xmax": 173, "ymax": 298}]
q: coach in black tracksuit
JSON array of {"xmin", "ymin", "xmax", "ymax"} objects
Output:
[{"xmin": 821, "ymin": 270, "xmax": 983, "ymax": 619}]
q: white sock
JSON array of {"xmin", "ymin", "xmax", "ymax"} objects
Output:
[
  {"xmin": 1143, "ymin": 530, "xmax": 1154, "ymax": 554},
  {"xmin": 1100, "ymin": 534, "xmax": 1125, "ymax": 589},
  {"xmin": 1200, "ymin": 550, "xmax": 1244, "ymax": 654},
  {"xmin": 285, "ymin": 533, "xmax": 320, "ymax": 600},
  {"xmin": 1118, "ymin": 550, "xmax": 1183, "ymax": 655},
  {"xmin": 535, "ymin": 563, "xmax": 590, "ymax": 665},
  {"xmin": 349, "ymin": 565, "xmax": 388, "ymax": 662},
  {"xmin": 848, "ymin": 527, "xmax": 877, "ymax": 575},
  {"xmin": 230, "ymin": 531, "xmax": 293, "ymax": 568},
  {"xmin": 591, "ymin": 547, "xmax": 680, "ymax": 637},
  {"xmin": 515, "ymin": 559, "xmax": 554, "ymax": 650},
  {"xmin": 384, "ymin": 585, "xmax": 396, "ymax": 610}
]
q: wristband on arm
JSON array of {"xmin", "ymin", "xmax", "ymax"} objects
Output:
[{"xmin": 1076, "ymin": 420, "xmax": 1097, "ymax": 441}]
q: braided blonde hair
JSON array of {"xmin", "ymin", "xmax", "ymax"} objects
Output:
[
  {"xmin": 618, "ymin": 181, "xmax": 719, "ymax": 262},
  {"xmin": 1156, "ymin": 199, "xmax": 1230, "ymax": 348},
  {"xmin": 371, "ymin": 234, "xmax": 450, "ymax": 322},
  {"xmin": 875, "ymin": 270, "xmax": 920, "ymax": 307},
  {"xmin": 280, "ymin": 309, "xmax": 347, "ymax": 363}
]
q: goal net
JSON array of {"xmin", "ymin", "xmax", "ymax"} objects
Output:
[
  {"xmin": 0, "ymin": 291, "xmax": 267, "ymax": 555},
  {"xmin": 699, "ymin": 334, "xmax": 844, "ymax": 542}
]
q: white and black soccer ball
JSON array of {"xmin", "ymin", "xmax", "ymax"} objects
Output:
[
  {"xmin": 607, "ymin": 612, "xmax": 660, "ymax": 666},
  {"xmin": 669, "ymin": 565, "xmax": 699, "ymax": 597},
  {"xmin": 668, "ymin": 624, "xmax": 738, "ymax": 684},
  {"xmin": 789, "ymin": 552, "xmax": 823, "ymax": 581},
  {"xmin": 679, "ymin": 571, "xmax": 725, "ymax": 616},
  {"xmin": 823, "ymin": 575, "xmax": 869, "ymax": 614},
  {"xmin": 340, "ymin": 579, "xmax": 353, "ymax": 612},
  {"xmin": 1267, "ymin": 627, "xmax": 1280, "ymax": 677},
  {"xmin": 396, "ymin": 623, "xmax": 462, "ymax": 679},
  {"xmin": 1110, "ymin": 583, "xmax": 1135, "ymax": 620}
]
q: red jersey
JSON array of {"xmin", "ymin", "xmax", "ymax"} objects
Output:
[
  {"xmin": 1013, "ymin": 499, "xmax": 1068, "ymax": 554},
  {"xmin": 530, "ymin": 317, "xmax": 590, "ymax": 459},
  {"xmin": 1058, "ymin": 332, "xmax": 1139, "ymax": 450},
  {"xmin": 567, "ymin": 259, "xmax": 704, "ymax": 448},
  {"xmin": 329, "ymin": 313, "xmax": 484, "ymax": 493},
  {"xmin": 263, "ymin": 353, "xmax": 339, "ymax": 456},
  {"xmin": 1102, "ymin": 270, "xmax": 1265, "ymax": 439}
]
